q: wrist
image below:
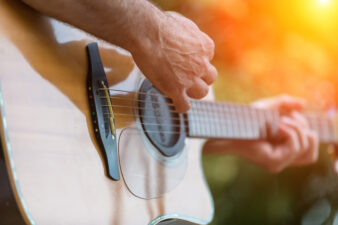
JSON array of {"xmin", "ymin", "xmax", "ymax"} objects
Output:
[{"xmin": 121, "ymin": 3, "xmax": 165, "ymax": 56}]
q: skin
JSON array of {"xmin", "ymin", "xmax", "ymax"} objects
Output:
[
  {"xmin": 21, "ymin": 0, "xmax": 320, "ymax": 173},
  {"xmin": 204, "ymin": 95, "xmax": 319, "ymax": 173}
]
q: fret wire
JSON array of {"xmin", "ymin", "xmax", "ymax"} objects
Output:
[
  {"xmin": 116, "ymin": 116, "xmax": 264, "ymax": 130},
  {"xmin": 205, "ymin": 102, "xmax": 213, "ymax": 137},
  {"xmin": 106, "ymin": 90, "xmax": 336, "ymax": 142},
  {"xmin": 189, "ymin": 101, "xmax": 195, "ymax": 136},
  {"xmin": 258, "ymin": 108, "xmax": 267, "ymax": 139},
  {"xmin": 216, "ymin": 101, "xmax": 224, "ymax": 137},
  {"xmin": 198, "ymin": 101, "xmax": 203, "ymax": 137},
  {"xmin": 228, "ymin": 104, "xmax": 235, "ymax": 138},
  {"xmin": 107, "ymin": 95, "xmax": 336, "ymax": 142},
  {"xmin": 221, "ymin": 103, "xmax": 230, "ymax": 138},
  {"xmin": 251, "ymin": 108, "xmax": 259, "ymax": 138},
  {"xmin": 199, "ymin": 101, "xmax": 206, "ymax": 137},
  {"xmin": 195, "ymin": 101, "xmax": 200, "ymax": 137},
  {"xmin": 244, "ymin": 105, "xmax": 251, "ymax": 138},
  {"xmin": 237, "ymin": 105, "xmax": 244, "ymax": 138},
  {"xmin": 235, "ymin": 105, "xmax": 242, "ymax": 138},
  {"xmin": 248, "ymin": 106, "xmax": 255, "ymax": 138}
]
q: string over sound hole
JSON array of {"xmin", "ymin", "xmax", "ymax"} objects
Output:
[{"xmin": 138, "ymin": 79, "xmax": 186, "ymax": 157}]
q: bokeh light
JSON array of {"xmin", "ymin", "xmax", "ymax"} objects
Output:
[
  {"xmin": 319, "ymin": 0, "xmax": 330, "ymax": 6},
  {"xmin": 152, "ymin": 0, "xmax": 338, "ymax": 224}
]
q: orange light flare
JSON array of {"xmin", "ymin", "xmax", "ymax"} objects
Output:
[{"xmin": 302, "ymin": 0, "xmax": 337, "ymax": 31}]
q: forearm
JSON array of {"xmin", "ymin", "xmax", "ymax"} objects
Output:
[{"xmin": 21, "ymin": 0, "xmax": 163, "ymax": 53}]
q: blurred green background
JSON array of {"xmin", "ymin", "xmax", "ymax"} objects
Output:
[{"xmin": 151, "ymin": 0, "xmax": 338, "ymax": 224}]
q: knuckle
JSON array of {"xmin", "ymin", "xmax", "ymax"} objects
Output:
[
  {"xmin": 204, "ymin": 65, "xmax": 217, "ymax": 84},
  {"xmin": 200, "ymin": 85, "xmax": 209, "ymax": 96},
  {"xmin": 206, "ymin": 37, "xmax": 215, "ymax": 51}
]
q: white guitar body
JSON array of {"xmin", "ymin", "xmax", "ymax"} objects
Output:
[{"xmin": 0, "ymin": 1, "xmax": 214, "ymax": 225}]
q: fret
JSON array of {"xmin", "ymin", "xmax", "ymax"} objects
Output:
[
  {"xmin": 242, "ymin": 107, "xmax": 255, "ymax": 139},
  {"xmin": 187, "ymin": 100, "xmax": 337, "ymax": 144},
  {"xmin": 189, "ymin": 101, "xmax": 196, "ymax": 136},
  {"xmin": 227, "ymin": 103, "xmax": 235, "ymax": 138},
  {"xmin": 231, "ymin": 105, "xmax": 239, "ymax": 138},
  {"xmin": 215, "ymin": 103, "xmax": 223, "ymax": 137},
  {"xmin": 240, "ymin": 105, "xmax": 250, "ymax": 138},
  {"xmin": 249, "ymin": 107, "xmax": 260, "ymax": 139},
  {"xmin": 205, "ymin": 102, "xmax": 214, "ymax": 137},
  {"xmin": 237, "ymin": 105, "xmax": 246, "ymax": 138},
  {"xmin": 256, "ymin": 107, "xmax": 267, "ymax": 139}
]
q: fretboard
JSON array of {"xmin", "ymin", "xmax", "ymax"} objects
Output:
[{"xmin": 186, "ymin": 100, "xmax": 336, "ymax": 143}]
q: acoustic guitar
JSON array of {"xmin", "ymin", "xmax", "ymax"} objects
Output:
[{"xmin": 0, "ymin": 1, "xmax": 336, "ymax": 225}]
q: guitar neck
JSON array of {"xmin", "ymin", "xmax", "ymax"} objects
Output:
[{"xmin": 186, "ymin": 100, "xmax": 336, "ymax": 143}]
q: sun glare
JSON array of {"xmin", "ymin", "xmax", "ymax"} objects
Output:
[{"xmin": 319, "ymin": 0, "xmax": 330, "ymax": 6}]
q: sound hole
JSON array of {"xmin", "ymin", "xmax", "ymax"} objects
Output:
[{"xmin": 138, "ymin": 79, "xmax": 186, "ymax": 157}]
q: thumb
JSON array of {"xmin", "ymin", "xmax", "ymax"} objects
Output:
[{"xmin": 171, "ymin": 91, "xmax": 191, "ymax": 113}]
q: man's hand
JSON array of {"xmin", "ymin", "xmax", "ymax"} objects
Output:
[
  {"xmin": 22, "ymin": 0, "xmax": 217, "ymax": 113},
  {"xmin": 131, "ymin": 12, "xmax": 217, "ymax": 113},
  {"xmin": 204, "ymin": 95, "xmax": 319, "ymax": 173}
]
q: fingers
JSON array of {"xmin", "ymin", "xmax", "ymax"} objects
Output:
[
  {"xmin": 201, "ymin": 33, "xmax": 215, "ymax": 60},
  {"xmin": 263, "ymin": 113, "xmax": 319, "ymax": 173},
  {"xmin": 292, "ymin": 130, "xmax": 319, "ymax": 166},
  {"xmin": 171, "ymin": 91, "xmax": 191, "ymax": 113},
  {"xmin": 186, "ymin": 78, "xmax": 209, "ymax": 99},
  {"xmin": 281, "ymin": 114, "xmax": 309, "ymax": 151},
  {"xmin": 201, "ymin": 60, "xmax": 217, "ymax": 85},
  {"xmin": 252, "ymin": 94, "xmax": 306, "ymax": 112}
]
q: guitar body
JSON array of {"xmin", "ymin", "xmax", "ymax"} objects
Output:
[{"xmin": 0, "ymin": 1, "xmax": 214, "ymax": 225}]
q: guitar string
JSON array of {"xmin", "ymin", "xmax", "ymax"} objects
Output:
[
  {"xmin": 94, "ymin": 89, "xmax": 333, "ymax": 140},
  {"xmin": 103, "ymin": 103, "xmax": 267, "ymax": 116},
  {"xmin": 104, "ymin": 87, "xmax": 265, "ymax": 109},
  {"xmin": 104, "ymin": 95, "xmax": 330, "ymax": 129},
  {"xmin": 105, "ymin": 95, "xmax": 330, "ymax": 127},
  {"xmin": 104, "ymin": 93, "xmax": 279, "ymax": 135},
  {"xmin": 100, "ymin": 88, "xmax": 254, "ymax": 109},
  {"xmin": 114, "ymin": 120, "xmax": 332, "ymax": 141},
  {"xmin": 107, "ymin": 112, "xmax": 274, "ymax": 125},
  {"xmin": 105, "ymin": 103, "xmax": 330, "ymax": 134},
  {"xmin": 111, "ymin": 128, "xmax": 262, "ymax": 137},
  {"xmin": 109, "ymin": 110, "xmax": 332, "ymax": 140},
  {"xmin": 108, "ymin": 102, "xmax": 276, "ymax": 137},
  {"xmin": 110, "ymin": 105, "xmax": 277, "ymax": 139},
  {"xmin": 99, "ymin": 88, "xmax": 334, "ymax": 120},
  {"xmin": 115, "ymin": 120, "xmax": 266, "ymax": 133},
  {"xmin": 112, "ymin": 111, "xmax": 270, "ymax": 137},
  {"xmin": 103, "ymin": 96, "xmax": 274, "ymax": 120}
]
